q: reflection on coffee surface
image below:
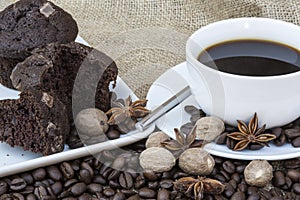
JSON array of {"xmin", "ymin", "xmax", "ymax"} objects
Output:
[{"xmin": 198, "ymin": 40, "xmax": 300, "ymax": 76}]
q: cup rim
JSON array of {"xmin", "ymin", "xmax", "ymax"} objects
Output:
[{"xmin": 186, "ymin": 17, "xmax": 300, "ymax": 80}]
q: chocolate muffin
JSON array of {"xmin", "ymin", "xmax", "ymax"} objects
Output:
[
  {"xmin": 0, "ymin": 0, "xmax": 78, "ymax": 59},
  {"xmin": 10, "ymin": 42, "xmax": 118, "ymax": 120},
  {"xmin": 0, "ymin": 57, "xmax": 21, "ymax": 89},
  {"xmin": 0, "ymin": 90, "xmax": 69, "ymax": 155}
]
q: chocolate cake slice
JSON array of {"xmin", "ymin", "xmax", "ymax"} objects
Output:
[
  {"xmin": 0, "ymin": 0, "xmax": 78, "ymax": 59},
  {"xmin": 0, "ymin": 90, "xmax": 69, "ymax": 155},
  {"xmin": 0, "ymin": 57, "xmax": 22, "ymax": 89},
  {"xmin": 10, "ymin": 42, "xmax": 118, "ymax": 120}
]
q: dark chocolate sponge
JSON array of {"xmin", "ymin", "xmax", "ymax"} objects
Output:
[
  {"xmin": 0, "ymin": 0, "xmax": 78, "ymax": 59},
  {"xmin": 0, "ymin": 57, "xmax": 21, "ymax": 89},
  {"xmin": 0, "ymin": 90, "xmax": 69, "ymax": 155},
  {"xmin": 10, "ymin": 42, "xmax": 118, "ymax": 120}
]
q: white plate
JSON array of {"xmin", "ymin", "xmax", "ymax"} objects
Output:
[
  {"xmin": 147, "ymin": 62, "xmax": 300, "ymax": 160},
  {"xmin": 0, "ymin": 36, "xmax": 155, "ymax": 177}
]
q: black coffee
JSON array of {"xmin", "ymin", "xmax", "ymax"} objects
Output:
[{"xmin": 198, "ymin": 40, "xmax": 300, "ymax": 76}]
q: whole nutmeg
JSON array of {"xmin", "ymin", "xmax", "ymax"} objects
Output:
[
  {"xmin": 179, "ymin": 148, "xmax": 215, "ymax": 175},
  {"xmin": 244, "ymin": 160, "xmax": 273, "ymax": 187},
  {"xmin": 145, "ymin": 131, "xmax": 170, "ymax": 148},
  {"xmin": 139, "ymin": 147, "xmax": 176, "ymax": 172},
  {"xmin": 75, "ymin": 108, "xmax": 109, "ymax": 137},
  {"xmin": 195, "ymin": 117, "xmax": 225, "ymax": 142}
]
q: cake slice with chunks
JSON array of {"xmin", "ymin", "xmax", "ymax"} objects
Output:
[
  {"xmin": 10, "ymin": 42, "xmax": 118, "ymax": 120},
  {"xmin": 0, "ymin": 90, "xmax": 69, "ymax": 155}
]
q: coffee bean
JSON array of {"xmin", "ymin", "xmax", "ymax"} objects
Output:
[
  {"xmin": 259, "ymin": 189, "xmax": 272, "ymax": 199},
  {"xmin": 67, "ymin": 134, "xmax": 83, "ymax": 149},
  {"xmin": 127, "ymin": 156, "xmax": 140, "ymax": 170},
  {"xmin": 32, "ymin": 168, "xmax": 46, "ymax": 181},
  {"xmin": 222, "ymin": 160, "xmax": 235, "ymax": 174},
  {"xmin": 20, "ymin": 186, "xmax": 34, "ymax": 195},
  {"xmin": 159, "ymin": 179, "xmax": 173, "ymax": 189},
  {"xmin": 78, "ymin": 193, "xmax": 94, "ymax": 200},
  {"xmin": 46, "ymin": 166, "xmax": 62, "ymax": 181},
  {"xmin": 26, "ymin": 193, "xmax": 37, "ymax": 200},
  {"xmin": 180, "ymin": 123, "xmax": 194, "ymax": 134},
  {"xmin": 273, "ymin": 171, "xmax": 285, "ymax": 187},
  {"xmin": 50, "ymin": 182, "xmax": 63, "ymax": 195},
  {"xmin": 248, "ymin": 143, "xmax": 264, "ymax": 150},
  {"xmin": 184, "ymin": 105, "xmax": 198, "ymax": 114},
  {"xmin": 231, "ymin": 173, "xmax": 241, "ymax": 183},
  {"xmin": 109, "ymin": 180, "xmax": 120, "ymax": 189},
  {"xmin": 70, "ymin": 182, "xmax": 86, "ymax": 196},
  {"xmin": 247, "ymin": 186, "xmax": 258, "ymax": 195},
  {"xmin": 147, "ymin": 181, "xmax": 159, "ymax": 190},
  {"xmin": 293, "ymin": 183, "xmax": 300, "ymax": 194},
  {"xmin": 108, "ymin": 170, "xmax": 121, "ymax": 181},
  {"xmin": 284, "ymin": 176, "xmax": 293, "ymax": 189},
  {"xmin": 270, "ymin": 187, "xmax": 282, "ymax": 197},
  {"xmin": 157, "ymin": 188, "xmax": 170, "ymax": 200},
  {"xmin": 59, "ymin": 190, "xmax": 71, "ymax": 198},
  {"xmin": 247, "ymin": 194, "xmax": 260, "ymax": 200},
  {"xmin": 226, "ymin": 138, "xmax": 236, "ymax": 150},
  {"xmin": 103, "ymin": 188, "xmax": 116, "ymax": 197},
  {"xmin": 287, "ymin": 169, "xmax": 300, "ymax": 182},
  {"xmin": 230, "ymin": 191, "xmax": 245, "ymax": 200},
  {"xmin": 173, "ymin": 172, "xmax": 189, "ymax": 179},
  {"xmin": 102, "ymin": 168, "xmax": 114, "ymax": 179},
  {"xmin": 119, "ymin": 189, "xmax": 136, "ymax": 198},
  {"xmin": 139, "ymin": 187, "xmax": 156, "ymax": 198},
  {"xmin": 34, "ymin": 186, "xmax": 48, "ymax": 199},
  {"xmin": 119, "ymin": 173, "xmax": 133, "ymax": 189},
  {"xmin": 93, "ymin": 175, "xmax": 107, "ymax": 185},
  {"xmin": 20, "ymin": 173, "xmax": 34, "ymax": 185},
  {"xmin": 143, "ymin": 170, "xmax": 158, "ymax": 181},
  {"xmin": 10, "ymin": 178, "xmax": 27, "ymax": 191},
  {"xmin": 112, "ymin": 192, "xmax": 126, "ymax": 200},
  {"xmin": 79, "ymin": 169, "xmax": 92, "ymax": 184},
  {"xmin": 272, "ymin": 127, "xmax": 283, "ymax": 137},
  {"xmin": 214, "ymin": 174, "xmax": 227, "ymax": 182},
  {"xmin": 60, "ymin": 162, "xmax": 74, "ymax": 179},
  {"xmin": 235, "ymin": 164, "xmax": 246, "ymax": 174},
  {"xmin": 64, "ymin": 179, "xmax": 78, "ymax": 188},
  {"xmin": 62, "ymin": 197, "xmax": 76, "ymax": 200},
  {"xmin": 216, "ymin": 132, "xmax": 227, "ymax": 144},
  {"xmin": 81, "ymin": 162, "xmax": 94, "ymax": 177},
  {"xmin": 292, "ymin": 137, "xmax": 300, "ymax": 147},
  {"xmin": 284, "ymin": 129, "xmax": 300, "ymax": 139},
  {"xmin": 127, "ymin": 194, "xmax": 140, "ymax": 200},
  {"xmin": 284, "ymin": 158, "xmax": 300, "ymax": 169},
  {"xmin": 87, "ymin": 183, "xmax": 102, "ymax": 194},
  {"xmin": 190, "ymin": 115, "xmax": 200, "ymax": 123},
  {"xmin": 107, "ymin": 129, "xmax": 121, "ymax": 140},
  {"xmin": 274, "ymin": 133, "xmax": 287, "ymax": 146},
  {"xmin": 229, "ymin": 179, "xmax": 237, "ymax": 190},
  {"xmin": 224, "ymin": 183, "xmax": 234, "ymax": 198},
  {"xmin": 0, "ymin": 193, "xmax": 25, "ymax": 200},
  {"xmin": 270, "ymin": 197, "xmax": 283, "ymax": 200},
  {"xmin": 220, "ymin": 170, "xmax": 231, "ymax": 180},
  {"xmin": 237, "ymin": 183, "xmax": 247, "ymax": 193},
  {"xmin": 0, "ymin": 181, "xmax": 7, "ymax": 195}
]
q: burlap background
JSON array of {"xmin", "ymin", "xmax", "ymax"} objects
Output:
[{"xmin": 1, "ymin": 0, "xmax": 300, "ymax": 98}]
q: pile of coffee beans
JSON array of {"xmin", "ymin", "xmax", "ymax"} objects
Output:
[{"xmin": 0, "ymin": 139, "xmax": 299, "ymax": 199}]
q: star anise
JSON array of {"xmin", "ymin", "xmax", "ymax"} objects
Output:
[
  {"xmin": 161, "ymin": 126, "xmax": 204, "ymax": 158},
  {"xmin": 227, "ymin": 113, "xmax": 276, "ymax": 151},
  {"xmin": 106, "ymin": 96, "xmax": 150, "ymax": 125},
  {"xmin": 174, "ymin": 176, "xmax": 225, "ymax": 200}
]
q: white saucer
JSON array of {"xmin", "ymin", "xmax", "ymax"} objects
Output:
[{"xmin": 147, "ymin": 62, "xmax": 300, "ymax": 160}]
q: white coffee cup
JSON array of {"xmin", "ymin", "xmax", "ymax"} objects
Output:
[{"xmin": 186, "ymin": 17, "xmax": 300, "ymax": 128}]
